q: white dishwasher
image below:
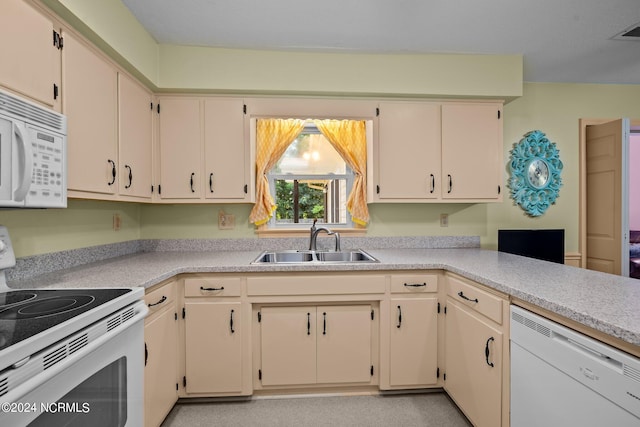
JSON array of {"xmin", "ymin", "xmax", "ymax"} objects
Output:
[{"xmin": 510, "ymin": 306, "xmax": 640, "ymax": 427}]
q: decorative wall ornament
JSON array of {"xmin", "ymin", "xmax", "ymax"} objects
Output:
[{"xmin": 508, "ymin": 130, "xmax": 563, "ymax": 217}]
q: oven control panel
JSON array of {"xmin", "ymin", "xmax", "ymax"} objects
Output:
[{"xmin": 0, "ymin": 225, "xmax": 16, "ymax": 270}]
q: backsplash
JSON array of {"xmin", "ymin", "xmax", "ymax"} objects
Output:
[{"xmin": 7, "ymin": 236, "xmax": 480, "ymax": 281}]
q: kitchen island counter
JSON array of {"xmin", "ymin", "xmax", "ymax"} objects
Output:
[{"xmin": 7, "ymin": 247, "xmax": 640, "ymax": 351}]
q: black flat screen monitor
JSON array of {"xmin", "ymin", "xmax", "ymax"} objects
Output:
[{"xmin": 498, "ymin": 229, "xmax": 564, "ymax": 264}]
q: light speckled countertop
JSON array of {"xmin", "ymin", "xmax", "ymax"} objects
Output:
[{"xmin": 7, "ymin": 247, "xmax": 640, "ymax": 348}]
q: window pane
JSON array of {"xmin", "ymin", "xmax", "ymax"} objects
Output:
[
  {"xmin": 276, "ymin": 133, "xmax": 346, "ymax": 175},
  {"xmin": 274, "ymin": 179, "xmax": 347, "ymax": 225}
]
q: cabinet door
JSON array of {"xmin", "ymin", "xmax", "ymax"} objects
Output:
[
  {"xmin": 0, "ymin": 0, "xmax": 57, "ymax": 107},
  {"xmin": 184, "ymin": 301, "xmax": 242, "ymax": 394},
  {"xmin": 144, "ymin": 305, "xmax": 178, "ymax": 427},
  {"xmin": 441, "ymin": 103, "xmax": 502, "ymax": 200},
  {"xmin": 158, "ymin": 97, "xmax": 201, "ymax": 199},
  {"xmin": 316, "ymin": 305, "xmax": 372, "ymax": 384},
  {"xmin": 118, "ymin": 73, "xmax": 152, "ymax": 199},
  {"xmin": 63, "ymin": 31, "xmax": 118, "ymax": 195},
  {"xmin": 260, "ymin": 306, "xmax": 317, "ymax": 386},
  {"xmin": 204, "ymin": 98, "xmax": 247, "ymax": 200},
  {"xmin": 377, "ymin": 102, "xmax": 441, "ymax": 200},
  {"xmin": 444, "ymin": 301, "xmax": 503, "ymax": 427},
  {"xmin": 389, "ymin": 298, "xmax": 438, "ymax": 387}
]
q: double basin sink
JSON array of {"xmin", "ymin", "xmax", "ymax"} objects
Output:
[{"xmin": 252, "ymin": 249, "xmax": 378, "ymax": 264}]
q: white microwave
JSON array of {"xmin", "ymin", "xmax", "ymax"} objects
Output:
[{"xmin": 0, "ymin": 89, "xmax": 67, "ymax": 208}]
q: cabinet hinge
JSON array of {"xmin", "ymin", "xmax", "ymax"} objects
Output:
[
  {"xmin": 176, "ymin": 383, "xmax": 179, "ymax": 391},
  {"xmin": 437, "ymin": 367, "xmax": 440, "ymax": 378},
  {"xmin": 443, "ymin": 373, "xmax": 446, "ymax": 381},
  {"xmin": 259, "ymin": 369, "xmax": 262, "ymax": 380},
  {"xmin": 371, "ymin": 309, "xmax": 374, "ymax": 320},
  {"xmin": 371, "ymin": 366, "xmax": 374, "ymax": 376},
  {"xmin": 243, "ymin": 104, "xmax": 247, "ymax": 114},
  {"xmin": 258, "ymin": 311, "xmax": 261, "ymax": 322},
  {"xmin": 376, "ymin": 107, "xmax": 380, "ymax": 117},
  {"xmin": 182, "ymin": 307, "xmax": 186, "ymax": 319},
  {"xmin": 183, "ymin": 376, "xmax": 187, "ymax": 387},
  {"xmin": 53, "ymin": 84, "xmax": 59, "ymax": 100},
  {"xmin": 151, "ymin": 185, "xmax": 154, "ymax": 194},
  {"xmin": 444, "ymin": 306, "xmax": 447, "ymax": 315},
  {"xmin": 150, "ymin": 102, "xmax": 153, "ymax": 110},
  {"xmin": 53, "ymin": 31, "xmax": 63, "ymax": 49},
  {"xmin": 174, "ymin": 312, "xmax": 178, "ymax": 321},
  {"xmin": 497, "ymin": 110, "xmax": 501, "ymax": 119}
]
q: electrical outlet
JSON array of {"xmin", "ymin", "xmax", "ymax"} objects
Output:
[
  {"xmin": 440, "ymin": 213, "xmax": 449, "ymax": 227},
  {"xmin": 218, "ymin": 211, "xmax": 235, "ymax": 230},
  {"xmin": 113, "ymin": 213, "xmax": 121, "ymax": 231}
]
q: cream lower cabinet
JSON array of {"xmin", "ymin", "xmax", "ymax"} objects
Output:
[
  {"xmin": 182, "ymin": 276, "xmax": 251, "ymax": 396},
  {"xmin": 443, "ymin": 273, "xmax": 509, "ymax": 427},
  {"xmin": 259, "ymin": 305, "xmax": 374, "ymax": 387},
  {"xmin": 144, "ymin": 280, "xmax": 179, "ymax": 427},
  {"xmin": 383, "ymin": 274, "xmax": 439, "ymax": 389}
]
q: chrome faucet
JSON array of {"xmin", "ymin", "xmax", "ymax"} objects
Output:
[{"xmin": 308, "ymin": 219, "xmax": 341, "ymax": 252}]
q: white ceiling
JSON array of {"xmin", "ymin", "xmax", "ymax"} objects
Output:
[{"xmin": 121, "ymin": 0, "xmax": 640, "ymax": 84}]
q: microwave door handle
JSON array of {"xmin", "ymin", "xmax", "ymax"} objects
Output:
[{"xmin": 12, "ymin": 123, "xmax": 33, "ymax": 202}]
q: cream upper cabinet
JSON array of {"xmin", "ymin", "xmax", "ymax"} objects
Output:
[
  {"xmin": 144, "ymin": 281, "xmax": 178, "ymax": 427},
  {"xmin": 157, "ymin": 97, "xmax": 202, "ymax": 199},
  {"xmin": 372, "ymin": 100, "xmax": 503, "ymax": 203},
  {"xmin": 443, "ymin": 273, "xmax": 509, "ymax": 427},
  {"xmin": 0, "ymin": 0, "xmax": 59, "ymax": 109},
  {"xmin": 259, "ymin": 305, "xmax": 374, "ymax": 387},
  {"xmin": 63, "ymin": 30, "xmax": 118, "ymax": 196},
  {"xmin": 204, "ymin": 98, "xmax": 249, "ymax": 201},
  {"xmin": 441, "ymin": 103, "xmax": 503, "ymax": 200},
  {"xmin": 376, "ymin": 102, "xmax": 441, "ymax": 200},
  {"xmin": 384, "ymin": 274, "xmax": 440, "ymax": 390},
  {"xmin": 118, "ymin": 73, "xmax": 153, "ymax": 200}
]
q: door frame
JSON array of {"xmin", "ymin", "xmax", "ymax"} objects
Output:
[{"xmin": 579, "ymin": 118, "xmax": 639, "ymax": 270}]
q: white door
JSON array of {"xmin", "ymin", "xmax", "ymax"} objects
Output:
[{"xmin": 585, "ymin": 119, "xmax": 629, "ymax": 276}]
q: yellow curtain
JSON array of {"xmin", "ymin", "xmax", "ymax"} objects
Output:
[
  {"xmin": 249, "ymin": 118, "xmax": 306, "ymax": 225},
  {"xmin": 313, "ymin": 119, "xmax": 369, "ymax": 225}
]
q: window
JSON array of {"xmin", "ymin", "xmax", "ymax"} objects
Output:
[{"xmin": 267, "ymin": 122, "xmax": 354, "ymax": 228}]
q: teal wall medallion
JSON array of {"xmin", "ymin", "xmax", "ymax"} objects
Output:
[{"xmin": 508, "ymin": 130, "xmax": 563, "ymax": 217}]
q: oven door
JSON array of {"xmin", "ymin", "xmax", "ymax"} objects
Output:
[{"xmin": 0, "ymin": 302, "xmax": 147, "ymax": 427}]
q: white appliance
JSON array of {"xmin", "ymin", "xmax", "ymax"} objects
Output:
[
  {"xmin": 511, "ymin": 305, "xmax": 640, "ymax": 427},
  {"xmin": 0, "ymin": 89, "xmax": 66, "ymax": 208},
  {"xmin": 0, "ymin": 226, "xmax": 147, "ymax": 426}
]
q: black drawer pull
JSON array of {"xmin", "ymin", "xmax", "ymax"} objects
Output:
[
  {"xmin": 404, "ymin": 282, "xmax": 427, "ymax": 287},
  {"xmin": 307, "ymin": 312, "xmax": 311, "ymax": 335},
  {"xmin": 323, "ymin": 312, "xmax": 327, "ymax": 335},
  {"xmin": 397, "ymin": 305, "xmax": 402, "ymax": 328},
  {"xmin": 200, "ymin": 286, "xmax": 224, "ymax": 291},
  {"xmin": 147, "ymin": 295, "xmax": 167, "ymax": 307},
  {"xmin": 230, "ymin": 309, "xmax": 235, "ymax": 334},
  {"xmin": 108, "ymin": 159, "xmax": 116, "ymax": 185},
  {"xmin": 430, "ymin": 174, "xmax": 435, "ymax": 193},
  {"xmin": 458, "ymin": 291, "xmax": 478, "ymax": 303}
]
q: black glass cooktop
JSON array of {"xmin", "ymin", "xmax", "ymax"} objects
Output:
[{"xmin": 0, "ymin": 289, "xmax": 131, "ymax": 351}]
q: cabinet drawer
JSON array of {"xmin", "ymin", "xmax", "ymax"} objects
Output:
[
  {"xmin": 446, "ymin": 275, "xmax": 503, "ymax": 325},
  {"xmin": 145, "ymin": 281, "xmax": 176, "ymax": 317},
  {"xmin": 390, "ymin": 274, "xmax": 438, "ymax": 293},
  {"xmin": 247, "ymin": 274, "xmax": 385, "ymax": 296},
  {"xmin": 184, "ymin": 277, "xmax": 242, "ymax": 297}
]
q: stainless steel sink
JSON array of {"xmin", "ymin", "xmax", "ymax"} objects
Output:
[{"xmin": 251, "ymin": 250, "xmax": 378, "ymax": 264}]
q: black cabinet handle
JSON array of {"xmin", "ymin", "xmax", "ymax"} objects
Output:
[
  {"xmin": 209, "ymin": 173, "xmax": 214, "ymax": 193},
  {"xmin": 397, "ymin": 305, "xmax": 402, "ymax": 328},
  {"xmin": 323, "ymin": 312, "xmax": 327, "ymax": 335},
  {"xmin": 144, "ymin": 342, "xmax": 148, "ymax": 366},
  {"xmin": 125, "ymin": 165, "xmax": 132, "ymax": 189},
  {"xmin": 447, "ymin": 174, "xmax": 452, "ymax": 193},
  {"xmin": 190, "ymin": 172, "xmax": 195, "ymax": 192},
  {"xmin": 230, "ymin": 309, "xmax": 235, "ymax": 334},
  {"xmin": 108, "ymin": 160, "xmax": 116, "ymax": 185},
  {"xmin": 307, "ymin": 312, "xmax": 311, "ymax": 335},
  {"xmin": 485, "ymin": 337, "xmax": 495, "ymax": 367},
  {"xmin": 458, "ymin": 291, "xmax": 479, "ymax": 303},
  {"xmin": 200, "ymin": 286, "xmax": 224, "ymax": 291},
  {"xmin": 147, "ymin": 295, "xmax": 167, "ymax": 307},
  {"xmin": 404, "ymin": 282, "xmax": 427, "ymax": 288},
  {"xmin": 430, "ymin": 174, "xmax": 435, "ymax": 193}
]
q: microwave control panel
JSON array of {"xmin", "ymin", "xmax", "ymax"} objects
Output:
[{"xmin": 26, "ymin": 125, "xmax": 66, "ymax": 208}]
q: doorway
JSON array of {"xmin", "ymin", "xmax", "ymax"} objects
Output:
[{"xmin": 579, "ymin": 118, "xmax": 640, "ymax": 277}]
